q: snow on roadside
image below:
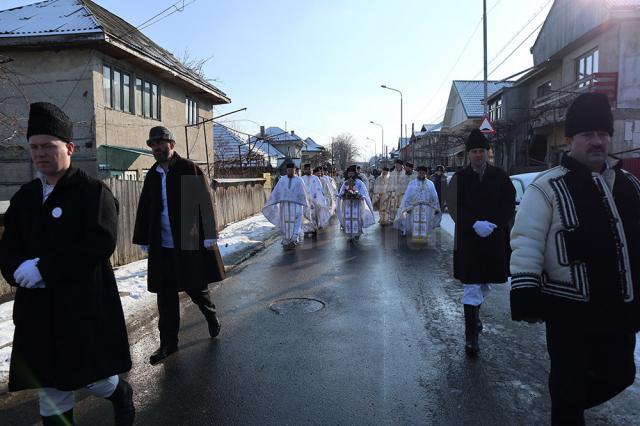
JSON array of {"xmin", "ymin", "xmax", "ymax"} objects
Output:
[
  {"xmin": 0, "ymin": 213, "xmax": 276, "ymax": 388},
  {"xmin": 440, "ymin": 213, "xmax": 455, "ymax": 237}
]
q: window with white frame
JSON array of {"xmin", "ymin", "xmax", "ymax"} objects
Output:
[
  {"xmin": 576, "ymin": 49, "xmax": 599, "ymax": 86},
  {"xmin": 186, "ymin": 97, "xmax": 198, "ymax": 125},
  {"xmin": 489, "ymin": 97, "xmax": 503, "ymax": 122}
]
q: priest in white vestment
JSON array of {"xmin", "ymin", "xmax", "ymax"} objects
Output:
[
  {"xmin": 337, "ymin": 165, "xmax": 375, "ymax": 241},
  {"xmin": 318, "ymin": 167, "xmax": 337, "ymax": 217},
  {"xmin": 300, "ymin": 164, "xmax": 331, "ymax": 233},
  {"xmin": 388, "ymin": 160, "xmax": 404, "ymax": 221},
  {"xmin": 394, "ymin": 166, "xmax": 441, "ymax": 242},
  {"xmin": 373, "ymin": 167, "xmax": 393, "ymax": 225},
  {"xmin": 262, "ymin": 163, "xmax": 311, "ymax": 249}
]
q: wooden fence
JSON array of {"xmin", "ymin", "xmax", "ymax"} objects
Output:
[{"xmin": 0, "ymin": 178, "xmax": 271, "ymax": 298}]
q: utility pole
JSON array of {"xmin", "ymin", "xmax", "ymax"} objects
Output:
[{"xmin": 483, "ymin": 0, "xmax": 488, "ymax": 115}]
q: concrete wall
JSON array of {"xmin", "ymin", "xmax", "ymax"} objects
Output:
[
  {"xmin": 90, "ymin": 51, "xmax": 214, "ymax": 179},
  {"xmin": 531, "ymin": 0, "xmax": 610, "ymax": 66},
  {"xmin": 0, "ymin": 47, "xmax": 217, "ymax": 200},
  {"xmin": 0, "ymin": 48, "xmax": 98, "ymax": 199}
]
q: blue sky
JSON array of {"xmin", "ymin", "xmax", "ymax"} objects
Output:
[{"xmin": 5, "ymin": 0, "xmax": 554, "ymax": 160}]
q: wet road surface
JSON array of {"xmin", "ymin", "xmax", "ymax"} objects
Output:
[{"xmin": 2, "ymin": 220, "xmax": 639, "ymax": 425}]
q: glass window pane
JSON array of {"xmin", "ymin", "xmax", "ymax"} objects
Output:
[
  {"xmin": 192, "ymin": 102, "xmax": 197, "ymax": 125},
  {"xmin": 123, "ymin": 74, "xmax": 130, "ymax": 113},
  {"xmin": 186, "ymin": 98, "xmax": 191, "ymax": 124},
  {"xmin": 135, "ymin": 78, "xmax": 142, "ymax": 115},
  {"xmin": 144, "ymin": 82, "xmax": 151, "ymax": 118},
  {"xmin": 586, "ymin": 55, "xmax": 593, "ymax": 76},
  {"xmin": 113, "ymin": 70, "xmax": 121, "ymax": 111},
  {"xmin": 102, "ymin": 65, "xmax": 111, "ymax": 108},
  {"xmin": 151, "ymin": 84, "xmax": 158, "ymax": 119},
  {"xmin": 593, "ymin": 50, "xmax": 599, "ymax": 73}
]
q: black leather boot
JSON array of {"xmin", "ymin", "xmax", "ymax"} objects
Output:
[
  {"xmin": 204, "ymin": 310, "xmax": 221, "ymax": 338},
  {"xmin": 149, "ymin": 344, "xmax": 178, "ymax": 364},
  {"xmin": 464, "ymin": 304, "xmax": 480, "ymax": 356},
  {"xmin": 107, "ymin": 378, "xmax": 135, "ymax": 426},
  {"xmin": 42, "ymin": 409, "xmax": 74, "ymax": 425}
]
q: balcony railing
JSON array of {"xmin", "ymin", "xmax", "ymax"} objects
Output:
[{"xmin": 531, "ymin": 72, "xmax": 618, "ymax": 110}]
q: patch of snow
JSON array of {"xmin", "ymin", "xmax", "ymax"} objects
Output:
[{"xmin": 440, "ymin": 213, "xmax": 455, "ymax": 237}]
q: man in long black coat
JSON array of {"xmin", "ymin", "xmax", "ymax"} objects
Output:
[
  {"xmin": 0, "ymin": 102, "xmax": 134, "ymax": 425},
  {"xmin": 133, "ymin": 126, "xmax": 225, "ymax": 365},
  {"xmin": 446, "ymin": 129, "xmax": 515, "ymax": 356}
]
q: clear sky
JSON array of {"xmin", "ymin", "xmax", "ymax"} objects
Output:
[{"xmin": 5, "ymin": 0, "xmax": 554, "ymax": 160}]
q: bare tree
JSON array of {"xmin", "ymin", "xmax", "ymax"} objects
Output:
[
  {"xmin": 175, "ymin": 48, "xmax": 220, "ymax": 83},
  {"xmin": 328, "ymin": 133, "xmax": 360, "ymax": 171}
]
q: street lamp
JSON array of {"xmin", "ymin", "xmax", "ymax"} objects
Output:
[
  {"xmin": 369, "ymin": 121, "xmax": 384, "ymax": 166},
  {"xmin": 366, "ymin": 137, "xmax": 378, "ymax": 167},
  {"xmin": 381, "ymin": 84, "xmax": 403, "ymax": 150}
]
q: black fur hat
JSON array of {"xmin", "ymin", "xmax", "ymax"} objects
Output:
[
  {"xmin": 466, "ymin": 128, "xmax": 489, "ymax": 151},
  {"xmin": 27, "ymin": 102, "xmax": 73, "ymax": 142},
  {"xmin": 565, "ymin": 93, "xmax": 614, "ymax": 137}
]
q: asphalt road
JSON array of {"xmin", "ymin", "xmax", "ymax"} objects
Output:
[{"xmin": 2, "ymin": 219, "xmax": 639, "ymax": 425}]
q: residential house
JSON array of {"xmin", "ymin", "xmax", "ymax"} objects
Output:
[
  {"xmin": 250, "ymin": 126, "xmax": 304, "ymax": 170},
  {"xmin": 499, "ymin": 0, "xmax": 640, "ymax": 170},
  {"xmin": 410, "ymin": 122, "xmax": 454, "ymax": 168},
  {"xmin": 0, "ymin": 0, "xmax": 230, "ymax": 199},
  {"xmin": 302, "ymin": 137, "xmax": 327, "ymax": 166},
  {"xmin": 441, "ymin": 80, "xmax": 513, "ymax": 167},
  {"xmin": 213, "ymin": 123, "xmax": 277, "ymax": 171}
]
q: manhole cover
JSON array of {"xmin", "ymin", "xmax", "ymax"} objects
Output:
[{"xmin": 269, "ymin": 297, "xmax": 325, "ymax": 315}]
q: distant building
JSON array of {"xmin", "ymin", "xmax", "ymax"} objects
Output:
[{"xmin": 0, "ymin": 0, "xmax": 230, "ymax": 198}]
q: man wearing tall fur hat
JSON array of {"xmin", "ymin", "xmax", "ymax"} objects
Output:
[
  {"xmin": 446, "ymin": 128, "xmax": 515, "ymax": 356},
  {"xmin": 0, "ymin": 102, "xmax": 134, "ymax": 425},
  {"xmin": 510, "ymin": 93, "xmax": 640, "ymax": 424}
]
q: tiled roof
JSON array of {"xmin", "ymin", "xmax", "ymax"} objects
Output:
[
  {"xmin": 0, "ymin": 0, "xmax": 229, "ymax": 103},
  {"xmin": 214, "ymin": 123, "xmax": 279, "ymax": 166},
  {"xmin": 255, "ymin": 127, "xmax": 302, "ymax": 144},
  {"xmin": 453, "ymin": 80, "xmax": 513, "ymax": 118}
]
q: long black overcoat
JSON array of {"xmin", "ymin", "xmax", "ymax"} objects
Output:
[
  {"xmin": 132, "ymin": 153, "xmax": 225, "ymax": 292},
  {"xmin": 0, "ymin": 168, "xmax": 132, "ymax": 392},
  {"xmin": 446, "ymin": 164, "xmax": 516, "ymax": 284}
]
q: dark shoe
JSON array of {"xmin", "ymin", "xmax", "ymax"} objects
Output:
[
  {"xmin": 149, "ymin": 344, "xmax": 178, "ymax": 364},
  {"xmin": 42, "ymin": 409, "xmax": 74, "ymax": 425},
  {"xmin": 206, "ymin": 312, "xmax": 221, "ymax": 338},
  {"xmin": 464, "ymin": 304, "xmax": 480, "ymax": 357},
  {"xmin": 107, "ymin": 379, "xmax": 135, "ymax": 426}
]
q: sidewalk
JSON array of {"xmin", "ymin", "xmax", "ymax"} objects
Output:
[{"xmin": 0, "ymin": 213, "xmax": 278, "ymax": 390}]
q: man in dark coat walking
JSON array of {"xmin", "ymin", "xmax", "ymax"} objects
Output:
[
  {"xmin": 0, "ymin": 102, "xmax": 134, "ymax": 425},
  {"xmin": 133, "ymin": 126, "xmax": 225, "ymax": 365},
  {"xmin": 430, "ymin": 165, "xmax": 447, "ymax": 211},
  {"xmin": 446, "ymin": 129, "xmax": 515, "ymax": 356}
]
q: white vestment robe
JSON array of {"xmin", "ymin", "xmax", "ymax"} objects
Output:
[
  {"xmin": 337, "ymin": 179, "xmax": 375, "ymax": 238},
  {"xmin": 301, "ymin": 174, "xmax": 331, "ymax": 231},
  {"xmin": 320, "ymin": 175, "xmax": 337, "ymax": 216},
  {"xmin": 394, "ymin": 178, "xmax": 441, "ymax": 241},
  {"xmin": 262, "ymin": 175, "xmax": 311, "ymax": 245}
]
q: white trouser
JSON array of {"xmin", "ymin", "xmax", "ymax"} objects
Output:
[
  {"xmin": 462, "ymin": 284, "xmax": 491, "ymax": 306},
  {"xmin": 38, "ymin": 375, "xmax": 119, "ymax": 417}
]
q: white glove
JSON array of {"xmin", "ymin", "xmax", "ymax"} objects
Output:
[
  {"xmin": 204, "ymin": 239, "xmax": 218, "ymax": 249},
  {"xmin": 139, "ymin": 245, "xmax": 149, "ymax": 254},
  {"xmin": 473, "ymin": 220, "xmax": 497, "ymax": 238},
  {"xmin": 14, "ymin": 258, "xmax": 46, "ymax": 289}
]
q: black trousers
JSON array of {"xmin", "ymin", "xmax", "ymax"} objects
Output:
[
  {"xmin": 157, "ymin": 248, "xmax": 216, "ymax": 347},
  {"xmin": 546, "ymin": 323, "xmax": 636, "ymax": 425}
]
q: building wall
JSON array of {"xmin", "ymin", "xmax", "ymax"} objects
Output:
[
  {"xmin": 0, "ymin": 46, "xmax": 217, "ymax": 200},
  {"xmin": 91, "ymin": 51, "xmax": 214, "ymax": 179},
  {"xmin": 0, "ymin": 48, "xmax": 97, "ymax": 199}
]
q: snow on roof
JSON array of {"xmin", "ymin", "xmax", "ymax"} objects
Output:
[
  {"xmin": 214, "ymin": 123, "xmax": 279, "ymax": 166},
  {"xmin": 0, "ymin": 0, "xmax": 228, "ymax": 103},
  {"xmin": 303, "ymin": 137, "xmax": 324, "ymax": 152},
  {"xmin": 0, "ymin": 0, "xmax": 101, "ymax": 36},
  {"xmin": 414, "ymin": 122, "xmax": 443, "ymax": 138},
  {"xmin": 453, "ymin": 80, "xmax": 513, "ymax": 118},
  {"xmin": 255, "ymin": 127, "xmax": 302, "ymax": 144}
]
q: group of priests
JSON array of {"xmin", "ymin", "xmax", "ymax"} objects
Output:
[{"xmin": 262, "ymin": 160, "xmax": 443, "ymax": 250}]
